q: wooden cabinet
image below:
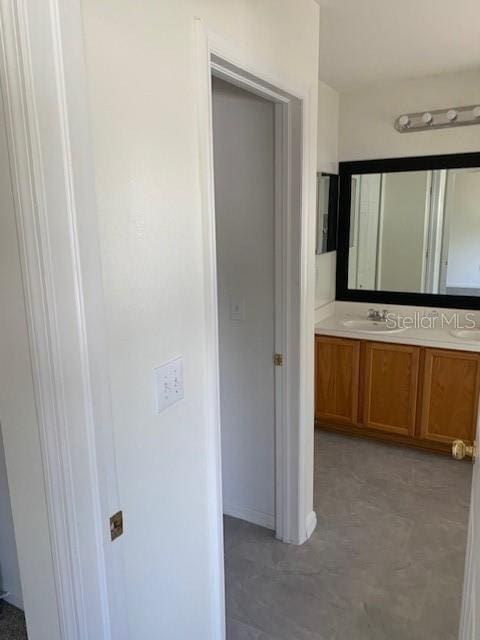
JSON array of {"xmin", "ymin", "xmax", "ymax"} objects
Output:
[
  {"xmin": 363, "ymin": 342, "xmax": 420, "ymax": 437},
  {"xmin": 315, "ymin": 336, "xmax": 360, "ymax": 425},
  {"xmin": 315, "ymin": 334, "xmax": 480, "ymax": 454},
  {"xmin": 420, "ymin": 349, "xmax": 480, "ymax": 446}
]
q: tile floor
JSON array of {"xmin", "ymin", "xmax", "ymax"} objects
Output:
[
  {"xmin": 224, "ymin": 429, "xmax": 472, "ymax": 640},
  {"xmin": 0, "ymin": 602, "xmax": 27, "ymax": 639}
]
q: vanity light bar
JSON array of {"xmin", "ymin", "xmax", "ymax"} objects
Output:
[{"xmin": 395, "ymin": 105, "xmax": 480, "ymax": 133}]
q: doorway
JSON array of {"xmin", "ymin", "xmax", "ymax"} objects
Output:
[
  {"xmin": 200, "ymin": 44, "xmax": 315, "ymax": 550},
  {"xmin": 212, "ymin": 76, "xmax": 277, "ymax": 531},
  {"xmin": 201, "ymin": 48, "xmax": 315, "ymax": 636}
]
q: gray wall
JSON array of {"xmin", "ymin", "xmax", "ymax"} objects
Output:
[{"xmin": 212, "ymin": 78, "xmax": 275, "ymax": 528}]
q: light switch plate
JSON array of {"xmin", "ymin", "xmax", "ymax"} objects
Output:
[
  {"xmin": 230, "ymin": 297, "xmax": 245, "ymax": 321},
  {"xmin": 154, "ymin": 356, "xmax": 184, "ymax": 413}
]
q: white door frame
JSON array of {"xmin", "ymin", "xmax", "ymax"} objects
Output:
[
  {"xmin": 419, "ymin": 170, "xmax": 433, "ymax": 293},
  {"xmin": 0, "ymin": 1, "xmax": 127, "ymax": 639},
  {"xmin": 348, "ymin": 176, "xmax": 361, "ymax": 289},
  {"xmin": 424, "ymin": 169, "xmax": 447, "ymax": 295},
  {"xmin": 195, "ymin": 5, "xmax": 317, "ymax": 562},
  {"xmin": 375, "ymin": 174, "xmax": 385, "ymax": 290},
  {"xmin": 211, "ymin": 66, "xmax": 289, "ymax": 533},
  {"xmin": 439, "ymin": 171, "xmax": 456, "ymax": 294}
]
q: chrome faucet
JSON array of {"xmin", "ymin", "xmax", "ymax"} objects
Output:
[{"xmin": 368, "ymin": 308, "xmax": 389, "ymax": 322}]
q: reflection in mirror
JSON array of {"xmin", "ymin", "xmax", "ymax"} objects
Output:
[
  {"xmin": 347, "ymin": 168, "xmax": 480, "ymax": 296},
  {"xmin": 316, "ymin": 173, "xmax": 338, "ymax": 255}
]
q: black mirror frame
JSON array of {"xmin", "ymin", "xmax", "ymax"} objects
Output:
[{"xmin": 336, "ymin": 152, "xmax": 480, "ymax": 311}]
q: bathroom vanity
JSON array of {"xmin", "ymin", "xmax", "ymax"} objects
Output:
[{"xmin": 315, "ymin": 314, "xmax": 480, "ymax": 455}]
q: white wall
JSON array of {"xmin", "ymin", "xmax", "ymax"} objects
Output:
[
  {"xmin": 213, "ymin": 78, "xmax": 275, "ymax": 529},
  {"xmin": 339, "ymin": 69, "xmax": 480, "ymax": 161},
  {"xmin": 80, "ymin": 1, "xmax": 319, "ymax": 638},
  {"xmin": 0, "ymin": 432, "xmax": 22, "ymax": 609},
  {"xmin": 316, "ymin": 80, "xmax": 339, "ymax": 309}
]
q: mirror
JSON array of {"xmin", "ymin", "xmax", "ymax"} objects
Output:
[
  {"xmin": 316, "ymin": 172, "xmax": 338, "ymax": 255},
  {"xmin": 337, "ymin": 153, "xmax": 480, "ymax": 309}
]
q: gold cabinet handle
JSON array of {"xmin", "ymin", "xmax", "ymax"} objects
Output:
[{"xmin": 452, "ymin": 439, "xmax": 476, "ymax": 462}]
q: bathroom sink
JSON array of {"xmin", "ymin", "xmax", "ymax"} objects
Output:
[
  {"xmin": 450, "ymin": 329, "xmax": 480, "ymax": 341},
  {"xmin": 340, "ymin": 319, "xmax": 406, "ymax": 334}
]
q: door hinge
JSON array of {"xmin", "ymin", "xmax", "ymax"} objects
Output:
[
  {"xmin": 274, "ymin": 353, "xmax": 284, "ymax": 367},
  {"xmin": 110, "ymin": 510, "xmax": 124, "ymax": 541}
]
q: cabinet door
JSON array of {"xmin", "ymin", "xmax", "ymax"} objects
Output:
[
  {"xmin": 315, "ymin": 336, "xmax": 360, "ymax": 425},
  {"xmin": 363, "ymin": 342, "xmax": 420, "ymax": 436},
  {"xmin": 420, "ymin": 349, "xmax": 480, "ymax": 445}
]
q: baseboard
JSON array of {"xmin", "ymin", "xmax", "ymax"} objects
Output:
[
  {"xmin": 305, "ymin": 510, "xmax": 317, "ymax": 540},
  {"xmin": 4, "ymin": 591, "xmax": 23, "ymax": 610},
  {"xmin": 223, "ymin": 503, "xmax": 275, "ymax": 530}
]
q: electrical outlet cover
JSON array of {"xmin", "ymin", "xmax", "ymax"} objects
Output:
[{"xmin": 154, "ymin": 356, "xmax": 184, "ymax": 413}]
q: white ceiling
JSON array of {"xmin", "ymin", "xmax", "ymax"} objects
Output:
[{"xmin": 317, "ymin": 0, "xmax": 480, "ymax": 92}]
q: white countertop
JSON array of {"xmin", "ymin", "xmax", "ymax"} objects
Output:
[{"xmin": 315, "ymin": 305, "xmax": 480, "ymax": 353}]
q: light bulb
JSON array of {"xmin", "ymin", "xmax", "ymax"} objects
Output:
[
  {"xmin": 422, "ymin": 112, "xmax": 433, "ymax": 125},
  {"xmin": 398, "ymin": 115, "xmax": 410, "ymax": 129},
  {"xmin": 473, "ymin": 106, "xmax": 480, "ymax": 119},
  {"xmin": 446, "ymin": 109, "xmax": 458, "ymax": 122}
]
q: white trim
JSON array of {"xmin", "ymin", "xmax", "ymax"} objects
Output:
[
  {"xmin": 194, "ymin": 21, "xmax": 226, "ymax": 640},
  {"xmin": 424, "ymin": 169, "xmax": 447, "ymax": 294},
  {"xmin": 439, "ymin": 171, "xmax": 455, "ymax": 294},
  {"xmin": 375, "ymin": 174, "xmax": 386, "ymax": 289},
  {"xmin": 274, "ymin": 99, "xmax": 289, "ymax": 542},
  {"xmin": 211, "ymin": 62, "xmax": 290, "ymax": 104},
  {"xmin": 305, "ymin": 511, "xmax": 318, "ymax": 540},
  {"xmin": 0, "ymin": 1, "xmax": 126, "ymax": 639},
  {"xmin": 4, "ymin": 593, "xmax": 23, "ymax": 611},
  {"xmin": 223, "ymin": 504, "xmax": 275, "ymax": 531},
  {"xmin": 297, "ymin": 76, "xmax": 317, "ymax": 547},
  {"xmin": 348, "ymin": 176, "xmax": 360, "ymax": 289},
  {"xmin": 420, "ymin": 171, "xmax": 433, "ymax": 293},
  {"xmin": 195, "ymin": 17, "xmax": 317, "ymax": 640}
]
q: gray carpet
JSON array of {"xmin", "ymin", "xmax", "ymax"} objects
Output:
[
  {"xmin": 225, "ymin": 429, "xmax": 472, "ymax": 640},
  {"xmin": 0, "ymin": 602, "xmax": 27, "ymax": 639}
]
